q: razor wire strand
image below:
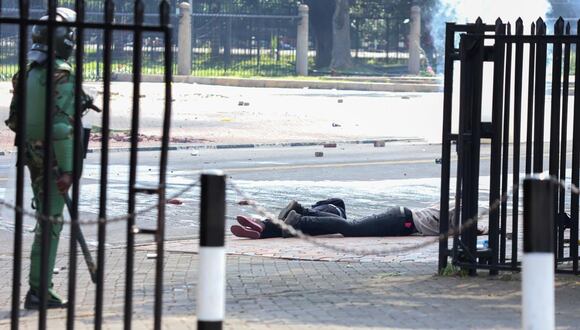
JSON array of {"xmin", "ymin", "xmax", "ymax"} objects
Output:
[
  {"xmin": 0, "ymin": 171, "xmax": 578, "ymax": 248},
  {"xmin": 0, "ymin": 177, "xmax": 201, "ymax": 226},
  {"xmin": 230, "ymin": 176, "xmax": 580, "ymax": 256}
]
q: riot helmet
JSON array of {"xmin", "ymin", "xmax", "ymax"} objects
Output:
[{"xmin": 29, "ymin": 7, "xmax": 77, "ymax": 63}]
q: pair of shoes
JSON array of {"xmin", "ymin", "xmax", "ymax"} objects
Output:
[
  {"xmin": 278, "ymin": 200, "xmax": 303, "ymax": 220},
  {"xmin": 230, "ymin": 215, "xmax": 265, "ymax": 239},
  {"xmin": 24, "ymin": 289, "xmax": 68, "ymax": 310},
  {"xmin": 282, "ymin": 210, "xmax": 301, "ymax": 238}
]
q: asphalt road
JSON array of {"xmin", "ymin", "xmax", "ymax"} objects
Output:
[
  {"xmin": 0, "ymin": 140, "xmax": 569, "ymax": 254},
  {"xmin": 0, "ymin": 142, "xmax": 458, "ymax": 250}
]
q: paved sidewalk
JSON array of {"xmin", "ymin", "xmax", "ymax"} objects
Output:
[{"xmin": 1, "ymin": 236, "xmax": 579, "ymax": 329}]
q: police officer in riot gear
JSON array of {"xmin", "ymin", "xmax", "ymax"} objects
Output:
[{"xmin": 6, "ymin": 7, "xmax": 94, "ymax": 310}]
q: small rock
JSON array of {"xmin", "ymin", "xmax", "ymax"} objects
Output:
[
  {"xmin": 238, "ymin": 200, "xmax": 251, "ymax": 205},
  {"xmin": 332, "ymin": 123, "xmax": 342, "ymax": 127},
  {"xmin": 435, "ymin": 158, "xmax": 442, "ymax": 164},
  {"xmin": 374, "ymin": 141, "xmax": 385, "ymax": 147},
  {"xmin": 167, "ymin": 198, "xmax": 183, "ymax": 205},
  {"xmin": 238, "ymin": 101, "xmax": 244, "ymax": 106},
  {"xmin": 243, "ymin": 102, "xmax": 250, "ymax": 106},
  {"xmin": 324, "ymin": 143, "xmax": 337, "ymax": 148},
  {"xmin": 337, "ymin": 99, "xmax": 344, "ymax": 103},
  {"xmin": 315, "ymin": 151, "xmax": 324, "ymax": 157},
  {"xmin": 147, "ymin": 253, "xmax": 157, "ymax": 259},
  {"xmin": 190, "ymin": 150, "xmax": 199, "ymax": 156}
]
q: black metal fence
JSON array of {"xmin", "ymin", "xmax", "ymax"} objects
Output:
[
  {"xmin": 191, "ymin": 12, "xmax": 299, "ymax": 77},
  {"xmin": 1, "ymin": 0, "xmax": 178, "ymax": 81},
  {"xmin": 189, "ymin": 0, "xmax": 300, "ymax": 76},
  {"xmin": 351, "ymin": 14, "xmax": 410, "ymax": 66},
  {"xmin": 439, "ymin": 17, "xmax": 580, "ymax": 275},
  {"xmin": 2, "ymin": 0, "xmax": 173, "ymax": 329},
  {"xmin": 2, "ymin": 0, "xmax": 419, "ymax": 79}
]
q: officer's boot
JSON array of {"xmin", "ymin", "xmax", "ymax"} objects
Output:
[{"xmin": 26, "ymin": 219, "xmax": 67, "ymax": 310}]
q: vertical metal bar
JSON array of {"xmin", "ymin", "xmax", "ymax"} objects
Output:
[
  {"xmin": 154, "ymin": 3, "xmax": 172, "ymax": 329},
  {"xmin": 40, "ymin": 2, "xmax": 58, "ymax": 327},
  {"xmin": 67, "ymin": 0, "xmax": 84, "ymax": 328},
  {"xmin": 458, "ymin": 28, "xmax": 484, "ymax": 275},
  {"xmin": 570, "ymin": 20, "xmax": 580, "ymax": 274},
  {"xmin": 124, "ymin": 1, "xmax": 144, "ymax": 329},
  {"xmin": 525, "ymin": 23, "xmax": 536, "ymax": 175},
  {"xmin": 438, "ymin": 22, "xmax": 456, "ymax": 273},
  {"xmin": 500, "ymin": 23, "xmax": 512, "ymax": 265},
  {"xmin": 533, "ymin": 19, "xmax": 547, "ymax": 173},
  {"xmin": 95, "ymin": 1, "xmax": 114, "ymax": 329},
  {"xmin": 511, "ymin": 18, "xmax": 524, "ymax": 268},
  {"xmin": 488, "ymin": 19, "xmax": 506, "ymax": 275},
  {"xmin": 557, "ymin": 23, "xmax": 571, "ymax": 262},
  {"xmin": 11, "ymin": 1, "xmax": 29, "ymax": 328},
  {"xmin": 549, "ymin": 18, "xmax": 564, "ymax": 262}
]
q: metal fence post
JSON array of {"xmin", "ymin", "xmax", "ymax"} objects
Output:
[
  {"xmin": 198, "ymin": 171, "xmax": 227, "ymax": 330},
  {"xmin": 296, "ymin": 4, "xmax": 309, "ymax": 76},
  {"xmin": 178, "ymin": 1, "xmax": 192, "ymax": 75},
  {"xmin": 522, "ymin": 175, "xmax": 555, "ymax": 330}
]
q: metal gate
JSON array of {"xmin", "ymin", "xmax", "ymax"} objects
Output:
[
  {"xmin": 439, "ymin": 17, "xmax": 580, "ymax": 275},
  {"xmin": 1, "ymin": 0, "xmax": 173, "ymax": 329}
]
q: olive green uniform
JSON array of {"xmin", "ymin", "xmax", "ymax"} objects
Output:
[{"xmin": 7, "ymin": 59, "xmax": 77, "ymax": 301}]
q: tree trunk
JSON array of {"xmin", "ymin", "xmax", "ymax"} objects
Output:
[
  {"xmin": 305, "ymin": 0, "xmax": 334, "ymax": 68},
  {"xmin": 330, "ymin": 0, "xmax": 352, "ymax": 70}
]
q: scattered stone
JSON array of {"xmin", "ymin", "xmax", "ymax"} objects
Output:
[
  {"xmin": 243, "ymin": 102, "xmax": 250, "ymax": 106},
  {"xmin": 332, "ymin": 123, "xmax": 342, "ymax": 127},
  {"xmin": 238, "ymin": 101, "xmax": 244, "ymax": 106},
  {"xmin": 190, "ymin": 150, "xmax": 199, "ymax": 156},
  {"xmin": 337, "ymin": 99, "xmax": 344, "ymax": 103},
  {"xmin": 238, "ymin": 200, "xmax": 251, "ymax": 205},
  {"xmin": 401, "ymin": 96, "xmax": 410, "ymax": 99},
  {"xmin": 374, "ymin": 141, "xmax": 385, "ymax": 147},
  {"xmin": 324, "ymin": 143, "xmax": 337, "ymax": 148},
  {"xmin": 167, "ymin": 198, "xmax": 183, "ymax": 205},
  {"xmin": 315, "ymin": 151, "xmax": 324, "ymax": 157},
  {"xmin": 146, "ymin": 253, "xmax": 157, "ymax": 259},
  {"xmin": 435, "ymin": 158, "xmax": 442, "ymax": 164}
]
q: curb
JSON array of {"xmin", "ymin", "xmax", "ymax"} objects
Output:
[
  {"xmin": 111, "ymin": 73, "xmax": 443, "ymax": 93},
  {"xmin": 0, "ymin": 138, "xmax": 425, "ymax": 156},
  {"xmin": 80, "ymin": 137, "xmax": 425, "ymax": 154}
]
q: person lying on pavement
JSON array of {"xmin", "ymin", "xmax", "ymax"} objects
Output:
[{"xmin": 231, "ymin": 199, "xmax": 488, "ymax": 239}]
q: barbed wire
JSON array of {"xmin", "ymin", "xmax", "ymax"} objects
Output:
[
  {"xmin": 230, "ymin": 175, "xmax": 580, "ymax": 256},
  {"xmin": 0, "ymin": 178, "xmax": 201, "ymax": 226},
  {"xmin": 0, "ymin": 170, "xmax": 578, "ymax": 254}
]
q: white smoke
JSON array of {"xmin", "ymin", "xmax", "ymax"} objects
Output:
[
  {"xmin": 436, "ymin": 0, "xmax": 551, "ymax": 25},
  {"xmin": 430, "ymin": 0, "xmax": 552, "ymax": 72}
]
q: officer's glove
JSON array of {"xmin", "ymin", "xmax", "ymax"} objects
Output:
[{"xmin": 56, "ymin": 172, "xmax": 73, "ymax": 194}]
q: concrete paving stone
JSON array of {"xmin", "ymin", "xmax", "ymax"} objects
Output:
[{"xmin": 2, "ymin": 237, "xmax": 580, "ymax": 329}]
